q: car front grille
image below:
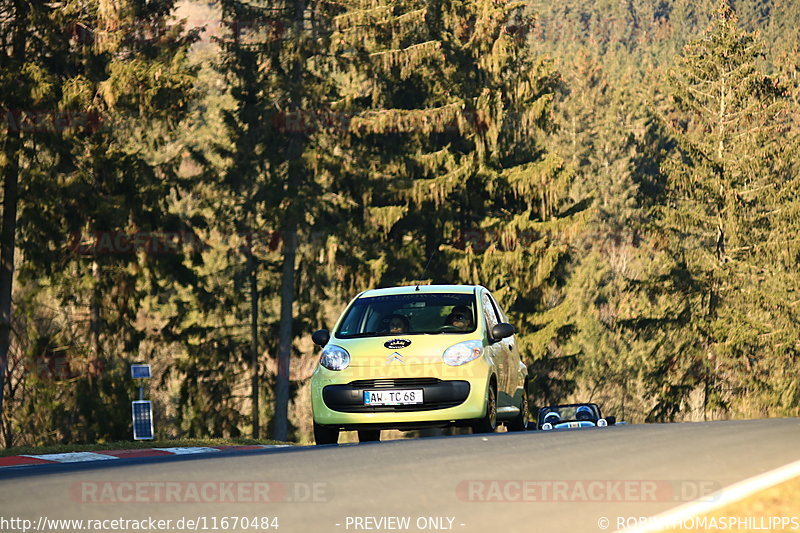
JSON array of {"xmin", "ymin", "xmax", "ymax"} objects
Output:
[
  {"xmin": 322, "ymin": 379, "xmax": 470, "ymax": 413},
  {"xmin": 349, "ymin": 378, "xmax": 441, "ymax": 389}
]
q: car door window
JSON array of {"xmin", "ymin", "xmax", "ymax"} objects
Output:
[
  {"xmin": 484, "ymin": 291, "xmax": 512, "ymax": 400},
  {"xmin": 488, "ymin": 293, "xmax": 516, "ymax": 351},
  {"xmin": 488, "ymin": 293, "xmax": 508, "ymax": 324},
  {"xmin": 482, "ymin": 292, "xmax": 500, "ymax": 335}
]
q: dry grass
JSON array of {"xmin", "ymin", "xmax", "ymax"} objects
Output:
[{"xmin": 675, "ymin": 475, "xmax": 800, "ymax": 532}]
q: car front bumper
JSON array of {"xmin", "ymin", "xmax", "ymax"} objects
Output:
[{"xmin": 311, "ymin": 362, "xmax": 491, "ymax": 429}]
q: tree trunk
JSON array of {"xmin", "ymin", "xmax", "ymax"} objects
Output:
[
  {"xmin": 90, "ymin": 258, "xmax": 101, "ymax": 355},
  {"xmin": 273, "ymin": 225, "xmax": 296, "ymax": 441},
  {"xmin": 248, "ymin": 243, "xmax": 260, "ymax": 439},
  {"xmin": 0, "ymin": 128, "xmax": 20, "ymax": 444},
  {"xmin": 0, "ymin": 1, "xmax": 27, "ymax": 443},
  {"xmin": 272, "ymin": 0, "xmax": 306, "ymax": 443}
]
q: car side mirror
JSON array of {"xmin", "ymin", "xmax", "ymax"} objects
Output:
[
  {"xmin": 491, "ymin": 323, "xmax": 515, "ymax": 341},
  {"xmin": 605, "ymin": 416, "xmax": 616, "ymax": 426},
  {"xmin": 312, "ymin": 329, "xmax": 330, "ymax": 347}
]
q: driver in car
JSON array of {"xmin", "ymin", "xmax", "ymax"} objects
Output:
[
  {"xmin": 444, "ymin": 305, "xmax": 474, "ymax": 331},
  {"xmin": 543, "ymin": 412, "xmax": 561, "ymax": 425}
]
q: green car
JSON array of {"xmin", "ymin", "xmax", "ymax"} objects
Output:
[{"xmin": 310, "ymin": 284, "xmax": 529, "ymax": 444}]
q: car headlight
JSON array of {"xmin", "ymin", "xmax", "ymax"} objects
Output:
[
  {"xmin": 442, "ymin": 340, "xmax": 483, "ymax": 366},
  {"xmin": 320, "ymin": 344, "xmax": 350, "ymax": 371}
]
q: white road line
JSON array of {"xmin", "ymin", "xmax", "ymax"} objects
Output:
[
  {"xmin": 153, "ymin": 447, "xmax": 222, "ymax": 455},
  {"xmin": 20, "ymin": 452, "xmax": 118, "ymax": 463},
  {"xmin": 617, "ymin": 458, "xmax": 800, "ymax": 533},
  {"xmin": 5, "ymin": 445, "xmax": 292, "ymax": 467}
]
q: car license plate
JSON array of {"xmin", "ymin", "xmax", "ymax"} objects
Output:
[{"xmin": 363, "ymin": 389, "xmax": 423, "ymax": 406}]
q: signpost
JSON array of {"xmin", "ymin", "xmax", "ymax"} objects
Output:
[{"xmin": 131, "ymin": 364, "xmax": 153, "ymax": 440}]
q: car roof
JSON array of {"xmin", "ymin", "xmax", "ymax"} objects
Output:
[{"xmin": 359, "ymin": 284, "xmax": 484, "ymax": 297}]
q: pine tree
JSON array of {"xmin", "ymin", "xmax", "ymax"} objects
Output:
[
  {"xmin": 658, "ymin": 1, "xmax": 800, "ymax": 418},
  {"xmin": 0, "ymin": 0, "xmax": 32, "ymax": 437},
  {"xmin": 316, "ymin": 1, "xmax": 586, "ymax": 412},
  {"xmin": 2, "ymin": 0, "xmax": 199, "ymax": 443},
  {"xmin": 212, "ymin": 0, "xmax": 344, "ymax": 440}
]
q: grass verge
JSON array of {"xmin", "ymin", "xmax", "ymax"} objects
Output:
[{"xmin": 673, "ymin": 475, "xmax": 800, "ymax": 532}]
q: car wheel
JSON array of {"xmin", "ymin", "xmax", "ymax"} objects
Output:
[
  {"xmin": 357, "ymin": 429, "xmax": 381, "ymax": 442},
  {"xmin": 507, "ymin": 388, "xmax": 528, "ymax": 432},
  {"xmin": 313, "ymin": 422, "xmax": 339, "ymax": 445},
  {"xmin": 472, "ymin": 385, "xmax": 497, "ymax": 434}
]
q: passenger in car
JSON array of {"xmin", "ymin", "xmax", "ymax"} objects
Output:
[
  {"xmin": 576, "ymin": 405, "xmax": 597, "ymax": 422},
  {"xmin": 387, "ymin": 314, "xmax": 410, "ymax": 334}
]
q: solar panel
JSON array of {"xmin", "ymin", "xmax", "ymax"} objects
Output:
[
  {"xmin": 132, "ymin": 400, "xmax": 154, "ymax": 440},
  {"xmin": 131, "ymin": 364, "xmax": 151, "ymax": 379}
]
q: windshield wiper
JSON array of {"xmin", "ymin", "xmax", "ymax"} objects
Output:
[
  {"xmin": 336, "ymin": 332, "xmax": 384, "ymax": 339},
  {"xmin": 338, "ymin": 330, "xmax": 448, "ymax": 338}
]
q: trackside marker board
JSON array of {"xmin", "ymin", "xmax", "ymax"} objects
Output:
[
  {"xmin": 132, "ymin": 400, "xmax": 154, "ymax": 440},
  {"xmin": 131, "ymin": 364, "xmax": 151, "ymax": 379}
]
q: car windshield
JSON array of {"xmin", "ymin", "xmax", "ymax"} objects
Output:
[
  {"xmin": 335, "ymin": 292, "xmax": 477, "ymax": 338},
  {"xmin": 539, "ymin": 405, "xmax": 599, "ymax": 424}
]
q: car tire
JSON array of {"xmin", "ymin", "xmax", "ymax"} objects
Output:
[
  {"xmin": 357, "ymin": 429, "xmax": 381, "ymax": 442},
  {"xmin": 507, "ymin": 388, "xmax": 528, "ymax": 432},
  {"xmin": 472, "ymin": 385, "xmax": 497, "ymax": 434},
  {"xmin": 313, "ymin": 422, "xmax": 339, "ymax": 445}
]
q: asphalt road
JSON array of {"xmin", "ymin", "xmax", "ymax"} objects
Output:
[{"xmin": 2, "ymin": 418, "xmax": 799, "ymax": 533}]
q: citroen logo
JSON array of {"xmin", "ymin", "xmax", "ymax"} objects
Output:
[
  {"xmin": 384, "ymin": 338, "xmax": 411, "ymax": 349},
  {"xmin": 386, "ymin": 352, "xmax": 405, "ymax": 364}
]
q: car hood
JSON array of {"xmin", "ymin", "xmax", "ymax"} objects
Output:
[{"xmin": 328, "ymin": 334, "xmax": 481, "ymax": 367}]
